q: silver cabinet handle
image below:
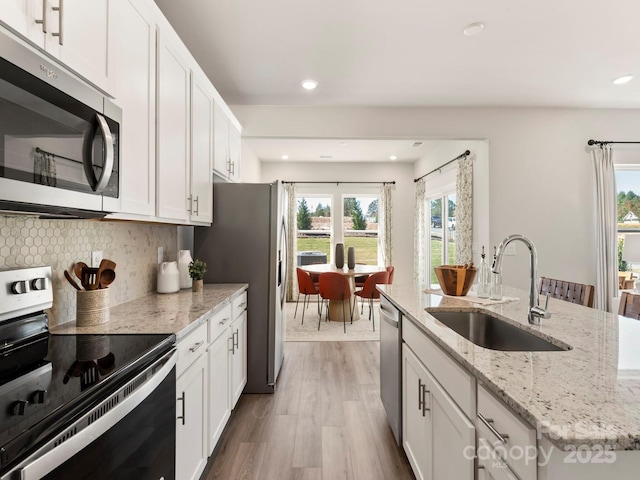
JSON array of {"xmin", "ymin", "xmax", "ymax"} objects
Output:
[
  {"xmin": 83, "ymin": 114, "xmax": 114, "ymax": 193},
  {"xmin": 189, "ymin": 341, "xmax": 204, "ymax": 353},
  {"xmin": 194, "ymin": 196, "xmax": 199, "ymax": 215},
  {"xmin": 238, "ymin": 302, "xmax": 246, "ymax": 308},
  {"xmin": 177, "ymin": 392, "xmax": 185, "ymax": 425},
  {"xmin": 233, "ymin": 329, "xmax": 239, "ymax": 350},
  {"xmin": 218, "ymin": 317, "xmax": 230, "ymax": 326},
  {"xmin": 187, "ymin": 194, "xmax": 192, "ymax": 214},
  {"xmin": 51, "ymin": 0, "xmax": 63, "ymax": 45},
  {"xmin": 35, "ymin": 0, "xmax": 48, "ymax": 32},
  {"xmin": 418, "ymin": 379, "xmax": 424, "ymax": 412},
  {"xmin": 478, "ymin": 413, "xmax": 509, "ymax": 445},
  {"xmin": 228, "ymin": 335, "xmax": 235, "ymax": 354}
]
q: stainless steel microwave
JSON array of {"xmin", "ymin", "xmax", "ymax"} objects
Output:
[{"xmin": 0, "ymin": 30, "xmax": 120, "ymax": 218}]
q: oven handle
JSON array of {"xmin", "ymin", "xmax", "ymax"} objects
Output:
[
  {"xmin": 82, "ymin": 113, "xmax": 114, "ymax": 194},
  {"xmin": 17, "ymin": 349, "xmax": 177, "ymax": 480}
]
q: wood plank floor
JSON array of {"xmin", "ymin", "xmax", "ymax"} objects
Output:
[{"xmin": 202, "ymin": 341, "xmax": 414, "ymax": 480}]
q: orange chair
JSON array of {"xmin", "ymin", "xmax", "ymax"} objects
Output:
[
  {"xmin": 386, "ymin": 266, "xmax": 395, "ymax": 284},
  {"xmin": 295, "ymin": 268, "xmax": 320, "ymax": 324},
  {"xmin": 353, "ymin": 270, "xmax": 390, "ymax": 331},
  {"xmin": 318, "ymin": 272, "xmax": 353, "ymax": 333}
]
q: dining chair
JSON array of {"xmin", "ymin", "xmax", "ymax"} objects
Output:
[
  {"xmin": 295, "ymin": 268, "xmax": 320, "ymax": 325},
  {"xmin": 318, "ymin": 272, "xmax": 353, "ymax": 333},
  {"xmin": 619, "ymin": 291, "xmax": 640, "ymax": 319},
  {"xmin": 538, "ymin": 276, "xmax": 594, "ymax": 308},
  {"xmin": 386, "ymin": 266, "xmax": 395, "ymax": 284},
  {"xmin": 353, "ymin": 270, "xmax": 390, "ymax": 331}
]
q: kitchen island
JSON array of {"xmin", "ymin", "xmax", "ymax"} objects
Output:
[{"xmin": 379, "ymin": 283, "xmax": 640, "ymax": 480}]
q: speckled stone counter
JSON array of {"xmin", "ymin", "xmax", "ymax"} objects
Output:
[
  {"xmin": 378, "ymin": 284, "xmax": 640, "ymax": 450},
  {"xmin": 51, "ymin": 283, "xmax": 248, "ymax": 341}
]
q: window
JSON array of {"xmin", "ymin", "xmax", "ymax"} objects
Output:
[
  {"xmin": 615, "ymin": 166, "xmax": 640, "ymax": 289},
  {"xmin": 296, "ymin": 195, "xmax": 332, "ymax": 264},
  {"xmin": 428, "ymin": 192, "xmax": 456, "ymax": 285},
  {"xmin": 343, "ymin": 195, "xmax": 379, "ymax": 265}
]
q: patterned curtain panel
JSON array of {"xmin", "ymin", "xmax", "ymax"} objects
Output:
[
  {"xmin": 455, "ymin": 155, "xmax": 473, "ymax": 264},
  {"xmin": 379, "ymin": 184, "xmax": 393, "ymax": 267},
  {"xmin": 285, "ymin": 183, "xmax": 297, "ymax": 302},
  {"xmin": 592, "ymin": 146, "xmax": 618, "ymax": 312},
  {"xmin": 414, "ymin": 178, "xmax": 427, "ymax": 286}
]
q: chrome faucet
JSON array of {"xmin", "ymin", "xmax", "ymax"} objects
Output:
[{"xmin": 491, "ymin": 234, "xmax": 550, "ymax": 325}]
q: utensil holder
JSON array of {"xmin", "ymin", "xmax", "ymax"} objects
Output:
[{"xmin": 76, "ymin": 288, "xmax": 110, "ymax": 326}]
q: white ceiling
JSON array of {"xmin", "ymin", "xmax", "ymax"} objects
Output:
[{"xmin": 154, "ymin": 0, "xmax": 640, "ymax": 109}]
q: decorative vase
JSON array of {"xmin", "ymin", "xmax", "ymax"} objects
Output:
[
  {"xmin": 192, "ymin": 279, "xmax": 203, "ymax": 292},
  {"xmin": 335, "ymin": 243, "xmax": 345, "ymax": 268},
  {"xmin": 347, "ymin": 247, "xmax": 356, "ymax": 269}
]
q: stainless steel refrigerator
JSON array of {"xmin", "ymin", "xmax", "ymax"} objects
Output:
[{"xmin": 194, "ymin": 181, "xmax": 287, "ymax": 394}]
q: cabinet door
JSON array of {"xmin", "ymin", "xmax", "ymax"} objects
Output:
[
  {"xmin": 176, "ymin": 353, "xmax": 208, "ymax": 480},
  {"xmin": 477, "ymin": 438, "xmax": 519, "ymax": 480},
  {"xmin": 0, "ymin": 0, "xmax": 45, "ymax": 46},
  {"xmin": 213, "ymin": 102, "xmax": 230, "ymax": 179},
  {"xmin": 228, "ymin": 121, "xmax": 241, "ymax": 182},
  {"xmin": 230, "ymin": 310, "xmax": 247, "ymax": 407},
  {"xmin": 402, "ymin": 345, "xmax": 431, "ymax": 480},
  {"xmin": 46, "ymin": 0, "xmax": 110, "ymax": 91},
  {"xmin": 207, "ymin": 330, "xmax": 231, "ymax": 455},
  {"xmin": 156, "ymin": 30, "xmax": 189, "ymax": 221},
  {"xmin": 426, "ymin": 362, "xmax": 475, "ymax": 480},
  {"xmin": 190, "ymin": 73, "xmax": 214, "ymax": 223},
  {"xmin": 110, "ymin": 0, "xmax": 155, "ymax": 216}
]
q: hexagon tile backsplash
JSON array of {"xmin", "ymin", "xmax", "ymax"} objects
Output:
[{"xmin": 0, "ymin": 215, "xmax": 177, "ymax": 327}]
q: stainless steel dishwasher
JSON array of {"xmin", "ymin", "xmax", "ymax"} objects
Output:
[{"xmin": 379, "ymin": 293, "xmax": 402, "ymax": 445}]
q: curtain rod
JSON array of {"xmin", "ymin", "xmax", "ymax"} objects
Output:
[
  {"xmin": 413, "ymin": 150, "xmax": 471, "ymax": 183},
  {"xmin": 587, "ymin": 139, "xmax": 640, "ymax": 146},
  {"xmin": 282, "ymin": 181, "xmax": 395, "ymax": 185}
]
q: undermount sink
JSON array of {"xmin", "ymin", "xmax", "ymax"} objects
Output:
[{"xmin": 427, "ymin": 311, "xmax": 571, "ymax": 352}]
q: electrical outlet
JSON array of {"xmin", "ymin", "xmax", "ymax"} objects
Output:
[
  {"xmin": 157, "ymin": 247, "xmax": 164, "ymax": 264},
  {"xmin": 91, "ymin": 250, "xmax": 103, "ymax": 267},
  {"xmin": 505, "ymin": 243, "xmax": 516, "ymax": 256}
]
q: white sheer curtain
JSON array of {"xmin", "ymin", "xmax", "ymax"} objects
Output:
[
  {"xmin": 455, "ymin": 155, "xmax": 473, "ymax": 264},
  {"xmin": 379, "ymin": 183, "xmax": 393, "ymax": 266},
  {"xmin": 414, "ymin": 178, "xmax": 427, "ymax": 286},
  {"xmin": 285, "ymin": 183, "xmax": 297, "ymax": 302},
  {"xmin": 592, "ymin": 146, "xmax": 618, "ymax": 312}
]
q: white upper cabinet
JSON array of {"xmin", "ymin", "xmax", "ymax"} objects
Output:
[
  {"xmin": 156, "ymin": 28, "xmax": 190, "ymax": 222},
  {"xmin": 190, "ymin": 72, "xmax": 214, "ymax": 224},
  {"xmin": 213, "ymin": 102, "xmax": 242, "ymax": 182},
  {"xmin": 109, "ymin": 0, "xmax": 156, "ymax": 217},
  {"xmin": 0, "ymin": 0, "xmax": 111, "ymax": 92}
]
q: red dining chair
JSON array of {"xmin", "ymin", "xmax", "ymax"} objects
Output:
[
  {"xmin": 295, "ymin": 268, "xmax": 320, "ymax": 324},
  {"xmin": 386, "ymin": 266, "xmax": 395, "ymax": 284},
  {"xmin": 318, "ymin": 272, "xmax": 353, "ymax": 333},
  {"xmin": 353, "ymin": 270, "xmax": 390, "ymax": 331}
]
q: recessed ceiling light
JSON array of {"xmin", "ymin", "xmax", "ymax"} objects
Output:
[
  {"xmin": 613, "ymin": 74, "xmax": 634, "ymax": 85},
  {"xmin": 389, "ymin": 155, "xmax": 398, "ymax": 160},
  {"xmin": 301, "ymin": 79, "xmax": 318, "ymax": 90},
  {"xmin": 281, "ymin": 155, "xmax": 289, "ymax": 160},
  {"xmin": 320, "ymin": 155, "xmax": 332, "ymax": 159},
  {"xmin": 463, "ymin": 22, "xmax": 484, "ymax": 36}
]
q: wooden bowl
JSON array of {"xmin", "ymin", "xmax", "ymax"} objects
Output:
[{"xmin": 434, "ymin": 265, "xmax": 477, "ymax": 296}]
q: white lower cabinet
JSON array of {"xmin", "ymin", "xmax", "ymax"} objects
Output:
[
  {"xmin": 478, "ymin": 438, "xmax": 519, "ymax": 480},
  {"xmin": 229, "ymin": 309, "xmax": 247, "ymax": 407},
  {"xmin": 402, "ymin": 344, "xmax": 475, "ymax": 480},
  {"xmin": 176, "ymin": 350, "xmax": 208, "ymax": 480},
  {"xmin": 207, "ymin": 328, "xmax": 230, "ymax": 454}
]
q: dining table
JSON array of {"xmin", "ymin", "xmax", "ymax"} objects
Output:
[{"xmin": 299, "ymin": 263, "xmax": 387, "ymax": 322}]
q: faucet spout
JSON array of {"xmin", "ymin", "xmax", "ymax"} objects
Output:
[{"xmin": 492, "ymin": 234, "xmax": 550, "ymax": 325}]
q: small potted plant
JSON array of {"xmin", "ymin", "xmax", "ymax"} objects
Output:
[{"xmin": 188, "ymin": 259, "xmax": 207, "ymax": 292}]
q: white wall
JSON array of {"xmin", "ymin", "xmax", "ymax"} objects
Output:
[
  {"xmin": 261, "ymin": 161, "xmax": 415, "ymax": 286},
  {"xmin": 240, "ymin": 139, "xmax": 261, "ymax": 182},
  {"xmin": 235, "ymin": 105, "xmax": 640, "ymax": 289}
]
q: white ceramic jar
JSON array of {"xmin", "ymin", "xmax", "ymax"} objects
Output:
[{"xmin": 157, "ymin": 261, "xmax": 180, "ymax": 293}]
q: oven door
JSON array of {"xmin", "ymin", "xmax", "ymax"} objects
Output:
[
  {"xmin": 3, "ymin": 349, "xmax": 176, "ymax": 480},
  {"xmin": 0, "ymin": 31, "xmax": 120, "ymax": 215}
]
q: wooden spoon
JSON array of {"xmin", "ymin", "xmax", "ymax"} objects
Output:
[
  {"xmin": 64, "ymin": 270, "xmax": 82, "ymax": 291},
  {"xmin": 74, "ymin": 262, "xmax": 89, "ymax": 286},
  {"xmin": 98, "ymin": 269, "xmax": 116, "ymax": 289}
]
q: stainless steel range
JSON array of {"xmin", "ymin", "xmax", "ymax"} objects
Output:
[{"xmin": 0, "ymin": 266, "xmax": 177, "ymax": 480}]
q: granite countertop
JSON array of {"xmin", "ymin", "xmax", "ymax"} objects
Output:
[
  {"xmin": 51, "ymin": 284, "xmax": 248, "ymax": 341},
  {"xmin": 378, "ymin": 284, "xmax": 640, "ymax": 451}
]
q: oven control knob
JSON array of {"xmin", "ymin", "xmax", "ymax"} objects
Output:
[
  {"xmin": 11, "ymin": 280, "xmax": 30, "ymax": 295},
  {"xmin": 10, "ymin": 400, "xmax": 28, "ymax": 416},
  {"xmin": 30, "ymin": 277, "xmax": 49, "ymax": 291},
  {"xmin": 31, "ymin": 390, "xmax": 48, "ymax": 404}
]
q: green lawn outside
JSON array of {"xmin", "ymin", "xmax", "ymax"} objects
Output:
[
  {"xmin": 430, "ymin": 238, "xmax": 456, "ymax": 284},
  {"xmin": 297, "ymin": 236, "xmax": 379, "ymax": 265}
]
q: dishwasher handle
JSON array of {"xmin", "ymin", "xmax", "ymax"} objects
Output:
[{"xmin": 380, "ymin": 308, "xmax": 399, "ymax": 328}]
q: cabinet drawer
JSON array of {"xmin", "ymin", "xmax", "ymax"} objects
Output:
[
  {"xmin": 402, "ymin": 317, "xmax": 475, "ymax": 418},
  {"xmin": 477, "ymin": 438, "xmax": 519, "ymax": 480},
  {"xmin": 477, "ymin": 384, "xmax": 537, "ymax": 480},
  {"xmin": 208, "ymin": 303, "xmax": 232, "ymax": 344},
  {"xmin": 232, "ymin": 291, "xmax": 247, "ymax": 318},
  {"xmin": 177, "ymin": 322, "xmax": 208, "ymax": 378}
]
